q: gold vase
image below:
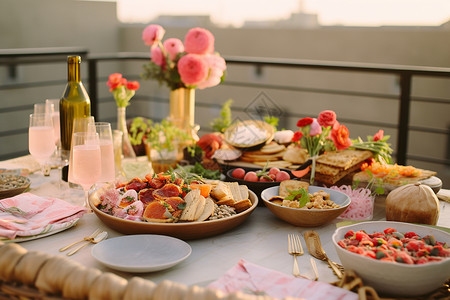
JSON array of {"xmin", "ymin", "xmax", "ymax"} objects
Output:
[{"xmin": 169, "ymin": 88, "xmax": 198, "ymax": 141}]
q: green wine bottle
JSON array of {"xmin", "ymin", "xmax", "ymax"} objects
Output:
[{"xmin": 60, "ymin": 55, "xmax": 91, "ymax": 181}]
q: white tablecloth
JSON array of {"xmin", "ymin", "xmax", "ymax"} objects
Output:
[{"xmin": 1, "ymin": 156, "xmax": 449, "ymax": 287}]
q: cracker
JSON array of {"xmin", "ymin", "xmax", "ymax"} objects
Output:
[
  {"xmin": 279, "ymin": 180, "xmax": 309, "ymax": 198},
  {"xmin": 253, "ymin": 160, "xmax": 292, "ymax": 168}
]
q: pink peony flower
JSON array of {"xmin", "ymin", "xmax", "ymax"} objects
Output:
[
  {"xmin": 318, "ymin": 110, "xmax": 337, "ymax": 127},
  {"xmin": 163, "ymin": 38, "xmax": 184, "ymax": 61},
  {"xmin": 142, "ymin": 24, "xmax": 165, "ymax": 46},
  {"xmin": 177, "ymin": 54, "xmax": 209, "ymax": 86},
  {"xmin": 373, "ymin": 129, "xmax": 384, "ymax": 141},
  {"xmin": 184, "ymin": 27, "xmax": 214, "ymax": 55},
  {"xmin": 151, "ymin": 46, "xmax": 166, "ymax": 68},
  {"xmin": 196, "ymin": 55, "xmax": 227, "ymax": 89},
  {"xmin": 309, "ymin": 118, "xmax": 322, "ymax": 136}
]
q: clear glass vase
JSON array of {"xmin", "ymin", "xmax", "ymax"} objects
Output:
[{"xmin": 117, "ymin": 106, "xmax": 136, "ymax": 159}]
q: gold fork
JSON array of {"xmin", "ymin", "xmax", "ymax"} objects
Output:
[
  {"xmin": 59, "ymin": 228, "xmax": 102, "ymax": 252},
  {"xmin": 288, "ymin": 233, "xmax": 310, "ymax": 279}
]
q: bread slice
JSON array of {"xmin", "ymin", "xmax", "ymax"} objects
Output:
[
  {"xmin": 279, "ymin": 180, "xmax": 309, "ymax": 198},
  {"xmin": 193, "ymin": 195, "xmax": 206, "ymax": 221},
  {"xmin": 225, "ymin": 182, "xmax": 245, "ymax": 202},
  {"xmin": 180, "ymin": 189, "xmax": 202, "ymax": 221},
  {"xmin": 211, "ymin": 182, "xmax": 233, "ymax": 203},
  {"xmin": 317, "ymin": 150, "xmax": 372, "ymax": 170},
  {"xmin": 196, "ymin": 197, "xmax": 215, "ymax": 222},
  {"xmin": 233, "ymin": 199, "xmax": 252, "ymax": 213},
  {"xmin": 239, "ymin": 185, "xmax": 249, "ymax": 200}
]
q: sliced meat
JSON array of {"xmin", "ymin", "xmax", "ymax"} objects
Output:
[
  {"xmin": 153, "ymin": 183, "xmax": 182, "ymax": 200},
  {"xmin": 138, "ymin": 188, "xmax": 157, "ymax": 206},
  {"xmin": 124, "ymin": 177, "xmax": 148, "ymax": 192}
]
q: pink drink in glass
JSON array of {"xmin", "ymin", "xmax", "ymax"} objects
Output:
[
  {"xmin": 52, "ymin": 111, "xmax": 60, "ymax": 145},
  {"xmin": 99, "ymin": 139, "xmax": 115, "ymax": 182},
  {"xmin": 72, "ymin": 144, "xmax": 101, "ymax": 190},
  {"xmin": 28, "ymin": 126, "xmax": 56, "ymax": 162}
]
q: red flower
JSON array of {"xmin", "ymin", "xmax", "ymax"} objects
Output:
[
  {"xmin": 296, "ymin": 117, "xmax": 313, "ymax": 127},
  {"xmin": 292, "ymin": 131, "xmax": 303, "ymax": 142},
  {"xmin": 373, "ymin": 129, "xmax": 384, "ymax": 142},
  {"xmin": 126, "ymin": 81, "xmax": 140, "ymax": 91},
  {"xmin": 331, "ymin": 124, "xmax": 352, "ymax": 150},
  {"xmin": 318, "ymin": 110, "xmax": 337, "ymax": 127},
  {"xmin": 107, "ymin": 73, "xmax": 123, "ymax": 91}
]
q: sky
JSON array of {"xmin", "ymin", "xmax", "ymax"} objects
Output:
[{"xmin": 115, "ymin": 0, "xmax": 450, "ymax": 27}]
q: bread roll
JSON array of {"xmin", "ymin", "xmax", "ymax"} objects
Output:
[
  {"xmin": 0, "ymin": 243, "xmax": 28, "ymax": 281},
  {"xmin": 12, "ymin": 250, "xmax": 52, "ymax": 285},
  {"xmin": 122, "ymin": 277, "xmax": 156, "ymax": 300},
  {"xmin": 89, "ymin": 272, "xmax": 128, "ymax": 300},
  {"xmin": 62, "ymin": 266, "xmax": 102, "ymax": 299},
  {"xmin": 35, "ymin": 255, "xmax": 81, "ymax": 294}
]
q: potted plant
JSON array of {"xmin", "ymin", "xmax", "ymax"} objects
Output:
[{"xmin": 129, "ymin": 117, "xmax": 191, "ymax": 173}]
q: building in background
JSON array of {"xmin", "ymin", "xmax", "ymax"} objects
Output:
[{"xmin": 1, "ymin": 0, "xmax": 449, "ymax": 187}]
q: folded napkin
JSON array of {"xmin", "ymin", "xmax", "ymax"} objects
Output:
[
  {"xmin": 208, "ymin": 259, "xmax": 358, "ymax": 300},
  {"xmin": 0, "ymin": 192, "xmax": 88, "ymax": 239}
]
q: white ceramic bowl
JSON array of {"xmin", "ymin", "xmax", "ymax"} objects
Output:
[
  {"xmin": 332, "ymin": 221, "xmax": 450, "ymax": 297},
  {"xmin": 261, "ymin": 186, "xmax": 351, "ymax": 227}
]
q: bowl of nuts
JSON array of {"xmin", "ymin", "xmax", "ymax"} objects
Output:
[{"xmin": 261, "ymin": 181, "xmax": 350, "ymax": 227}]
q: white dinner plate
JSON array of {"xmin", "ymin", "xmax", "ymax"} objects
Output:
[
  {"xmin": 91, "ymin": 234, "xmax": 192, "ymax": 273},
  {"xmin": 0, "ymin": 218, "xmax": 79, "ymax": 243}
]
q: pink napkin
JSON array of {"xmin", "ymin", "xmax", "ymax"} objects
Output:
[
  {"xmin": 0, "ymin": 192, "xmax": 88, "ymax": 239},
  {"xmin": 208, "ymin": 259, "xmax": 358, "ymax": 300}
]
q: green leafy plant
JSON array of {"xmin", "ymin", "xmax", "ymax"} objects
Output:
[
  {"xmin": 211, "ymin": 99, "xmax": 233, "ymax": 133},
  {"xmin": 263, "ymin": 115, "xmax": 279, "ymax": 130},
  {"xmin": 129, "ymin": 117, "xmax": 191, "ymax": 154}
]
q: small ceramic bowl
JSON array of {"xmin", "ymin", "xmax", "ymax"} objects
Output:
[
  {"xmin": 261, "ymin": 186, "xmax": 351, "ymax": 227},
  {"xmin": 332, "ymin": 221, "xmax": 450, "ymax": 297}
]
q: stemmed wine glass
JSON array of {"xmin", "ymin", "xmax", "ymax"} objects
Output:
[
  {"xmin": 89, "ymin": 122, "xmax": 115, "ymax": 183},
  {"xmin": 28, "ymin": 113, "xmax": 56, "ymax": 176},
  {"xmin": 45, "ymin": 99, "xmax": 61, "ymax": 148},
  {"xmin": 71, "ymin": 132, "xmax": 101, "ymax": 209},
  {"xmin": 50, "ymin": 149, "xmax": 70, "ymax": 190}
]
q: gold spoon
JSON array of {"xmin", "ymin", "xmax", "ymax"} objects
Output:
[{"xmin": 304, "ymin": 230, "xmax": 344, "ymax": 279}]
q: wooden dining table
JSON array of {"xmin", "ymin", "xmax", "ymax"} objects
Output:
[{"xmin": 1, "ymin": 155, "xmax": 449, "ymax": 294}]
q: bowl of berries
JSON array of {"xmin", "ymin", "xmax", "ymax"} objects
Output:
[
  {"xmin": 332, "ymin": 221, "xmax": 450, "ymax": 297},
  {"xmin": 225, "ymin": 166, "xmax": 292, "ymax": 200}
]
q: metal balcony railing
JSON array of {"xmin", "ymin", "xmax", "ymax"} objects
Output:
[{"xmin": 1, "ymin": 47, "xmax": 450, "ymax": 168}]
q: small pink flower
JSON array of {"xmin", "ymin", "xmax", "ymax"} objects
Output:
[
  {"xmin": 184, "ymin": 27, "xmax": 214, "ymax": 55},
  {"xmin": 126, "ymin": 81, "xmax": 140, "ymax": 91},
  {"xmin": 163, "ymin": 38, "xmax": 184, "ymax": 61},
  {"xmin": 142, "ymin": 24, "xmax": 165, "ymax": 46},
  {"xmin": 151, "ymin": 46, "xmax": 166, "ymax": 68},
  {"xmin": 196, "ymin": 55, "xmax": 227, "ymax": 89},
  {"xmin": 373, "ymin": 129, "xmax": 384, "ymax": 141},
  {"xmin": 309, "ymin": 118, "xmax": 322, "ymax": 136},
  {"xmin": 318, "ymin": 110, "xmax": 337, "ymax": 127},
  {"xmin": 177, "ymin": 54, "xmax": 209, "ymax": 86}
]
